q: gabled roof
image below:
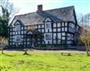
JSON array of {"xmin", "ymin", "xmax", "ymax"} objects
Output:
[{"xmin": 10, "ymin": 6, "xmax": 77, "ymax": 26}]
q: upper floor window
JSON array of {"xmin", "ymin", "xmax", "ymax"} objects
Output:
[
  {"xmin": 53, "ymin": 23, "xmax": 57, "ymax": 27},
  {"xmin": 44, "ymin": 18, "xmax": 52, "ymax": 29},
  {"xmin": 14, "ymin": 21, "xmax": 21, "ymax": 31},
  {"xmin": 57, "ymin": 23, "xmax": 61, "ymax": 27}
]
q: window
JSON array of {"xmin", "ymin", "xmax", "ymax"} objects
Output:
[
  {"xmin": 15, "ymin": 32, "xmax": 17, "ymax": 35},
  {"xmin": 13, "ymin": 32, "xmax": 15, "ymax": 35},
  {"xmin": 15, "ymin": 35, "xmax": 22, "ymax": 43},
  {"xmin": 62, "ymin": 33, "xmax": 65, "ymax": 36},
  {"xmin": 53, "ymin": 28, "xmax": 56, "ymax": 32},
  {"xmin": 45, "ymin": 33, "xmax": 52, "ymax": 40},
  {"xmin": 67, "ymin": 34, "xmax": 73, "ymax": 40},
  {"xmin": 65, "ymin": 22, "xmax": 67, "ymax": 26},
  {"xmin": 45, "ymin": 18, "xmax": 52, "ymax": 29},
  {"xmin": 42, "ymin": 25, "xmax": 44, "ymax": 28},
  {"xmin": 65, "ymin": 27, "xmax": 67, "ymax": 31},
  {"xmin": 62, "ymin": 22, "xmax": 65, "ymax": 26},
  {"xmin": 53, "ymin": 23, "xmax": 56, "ymax": 27},
  {"xmin": 15, "ymin": 22, "xmax": 21, "ymax": 31},
  {"xmin": 62, "ymin": 37, "xmax": 65, "ymax": 40},
  {"xmin": 62, "ymin": 28, "xmax": 64, "ymax": 31},
  {"xmin": 45, "ymin": 23, "xmax": 51, "ymax": 28},
  {"xmin": 10, "ymin": 43, "xmax": 12, "ymax": 45},
  {"xmin": 21, "ymin": 27, "xmax": 24, "ymax": 30},
  {"xmin": 42, "ymin": 29, "xmax": 44, "ymax": 32},
  {"xmin": 21, "ymin": 31, "xmax": 23, "ymax": 34},
  {"xmin": 10, "ymin": 32, "xmax": 13, "ymax": 35},
  {"xmin": 38, "ymin": 25, "xmax": 41, "ymax": 28},
  {"xmin": 53, "ymin": 33, "xmax": 56, "ymax": 39},
  {"xmin": 57, "ymin": 28, "xmax": 61, "ymax": 32},
  {"xmin": 23, "ymin": 31, "xmax": 26, "ymax": 34},
  {"xmin": 67, "ymin": 33, "xmax": 71, "ymax": 37},
  {"xmin": 57, "ymin": 23, "xmax": 61, "ymax": 27},
  {"xmin": 70, "ymin": 27, "xmax": 75, "ymax": 32},
  {"xmin": 57, "ymin": 33, "xmax": 61, "ymax": 39}
]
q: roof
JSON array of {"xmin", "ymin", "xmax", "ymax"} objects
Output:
[{"xmin": 10, "ymin": 6, "xmax": 77, "ymax": 26}]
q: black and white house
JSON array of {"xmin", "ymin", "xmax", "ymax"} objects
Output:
[{"xmin": 9, "ymin": 5, "xmax": 80, "ymax": 49}]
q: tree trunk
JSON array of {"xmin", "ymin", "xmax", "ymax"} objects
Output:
[
  {"xmin": 1, "ymin": 48, "xmax": 4, "ymax": 54},
  {"xmin": 85, "ymin": 43, "xmax": 89, "ymax": 56},
  {"xmin": 23, "ymin": 49, "xmax": 28, "ymax": 55},
  {"xmin": 86, "ymin": 45, "xmax": 90, "ymax": 56}
]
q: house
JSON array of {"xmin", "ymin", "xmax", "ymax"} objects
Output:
[{"xmin": 9, "ymin": 5, "xmax": 80, "ymax": 49}]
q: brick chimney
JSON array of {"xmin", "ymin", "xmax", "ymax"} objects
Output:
[{"xmin": 37, "ymin": 5, "xmax": 43, "ymax": 12}]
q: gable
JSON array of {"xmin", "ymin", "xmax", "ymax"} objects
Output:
[
  {"xmin": 14, "ymin": 20, "xmax": 21, "ymax": 26},
  {"xmin": 44, "ymin": 18, "xmax": 52, "ymax": 22}
]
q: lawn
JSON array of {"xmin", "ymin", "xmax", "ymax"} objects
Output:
[{"xmin": 0, "ymin": 50, "xmax": 90, "ymax": 71}]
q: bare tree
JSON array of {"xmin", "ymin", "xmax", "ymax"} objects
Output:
[
  {"xmin": 78, "ymin": 13, "xmax": 90, "ymax": 56},
  {"xmin": 80, "ymin": 29, "xmax": 90, "ymax": 56},
  {"xmin": 79, "ymin": 14, "xmax": 90, "ymax": 26},
  {"xmin": 0, "ymin": 37, "xmax": 8, "ymax": 54}
]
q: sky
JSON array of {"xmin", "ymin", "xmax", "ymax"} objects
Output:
[
  {"xmin": 0, "ymin": 0, "xmax": 89, "ymax": 16},
  {"xmin": 8, "ymin": 0, "xmax": 90, "ymax": 15}
]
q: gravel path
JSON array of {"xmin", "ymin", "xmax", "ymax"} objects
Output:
[{"xmin": 1, "ymin": 49, "xmax": 86, "ymax": 54}]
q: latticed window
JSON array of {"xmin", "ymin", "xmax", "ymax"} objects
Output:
[{"xmin": 45, "ymin": 33, "xmax": 52, "ymax": 40}]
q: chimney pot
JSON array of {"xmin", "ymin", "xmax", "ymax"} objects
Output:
[{"xmin": 37, "ymin": 5, "xmax": 43, "ymax": 12}]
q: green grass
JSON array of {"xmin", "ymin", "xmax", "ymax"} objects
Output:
[{"xmin": 0, "ymin": 51, "xmax": 90, "ymax": 71}]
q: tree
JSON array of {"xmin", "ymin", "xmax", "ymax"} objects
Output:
[
  {"xmin": 78, "ymin": 13, "xmax": 90, "ymax": 56},
  {"xmin": 0, "ymin": 0, "xmax": 16, "ymax": 52},
  {"xmin": 80, "ymin": 28, "xmax": 90, "ymax": 56},
  {"xmin": 0, "ymin": 37, "xmax": 8, "ymax": 54},
  {"xmin": 0, "ymin": 0, "xmax": 16, "ymax": 38},
  {"xmin": 78, "ymin": 13, "xmax": 90, "ymax": 26},
  {"xmin": 0, "ymin": 6, "xmax": 10, "ymax": 38}
]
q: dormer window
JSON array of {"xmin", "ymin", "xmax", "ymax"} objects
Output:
[
  {"xmin": 14, "ymin": 21, "xmax": 21, "ymax": 31},
  {"xmin": 44, "ymin": 18, "xmax": 52, "ymax": 29}
]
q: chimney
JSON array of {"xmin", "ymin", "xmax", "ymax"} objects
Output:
[{"xmin": 37, "ymin": 5, "xmax": 43, "ymax": 12}]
